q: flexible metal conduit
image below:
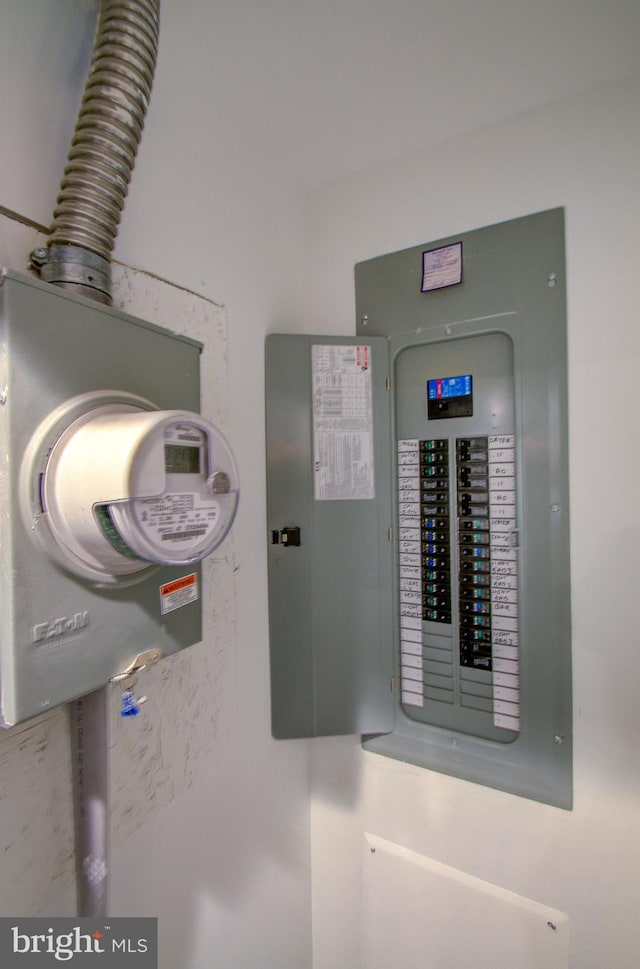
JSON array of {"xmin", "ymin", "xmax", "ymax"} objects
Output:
[
  {"xmin": 33, "ymin": 0, "xmax": 160, "ymax": 303},
  {"xmin": 36, "ymin": 0, "xmax": 161, "ymax": 919}
]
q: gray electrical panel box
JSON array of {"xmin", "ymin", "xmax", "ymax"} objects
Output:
[
  {"xmin": 266, "ymin": 209, "xmax": 572, "ymax": 808},
  {"xmin": 0, "ymin": 270, "xmax": 238, "ymax": 727}
]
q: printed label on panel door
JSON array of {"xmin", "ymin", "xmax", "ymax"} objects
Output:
[{"xmin": 312, "ymin": 345, "xmax": 375, "ymax": 500}]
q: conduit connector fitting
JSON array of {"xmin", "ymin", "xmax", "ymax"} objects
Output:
[{"xmin": 30, "ymin": 245, "xmax": 112, "ymax": 305}]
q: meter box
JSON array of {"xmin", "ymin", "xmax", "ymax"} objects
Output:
[
  {"xmin": 0, "ymin": 270, "xmax": 238, "ymax": 726},
  {"xmin": 266, "ymin": 209, "xmax": 572, "ymax": 808}
]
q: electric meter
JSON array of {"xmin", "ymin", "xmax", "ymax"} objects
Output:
[
  {"xmin": 24, "ymin": 391, "xmax": 239, "ymax": 583},
  {"xmin": 0, "ymin": 269, "xmax": 240, "ymax": 726}
]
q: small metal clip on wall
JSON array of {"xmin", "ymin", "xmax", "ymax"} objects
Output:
[{"xmin": 110, "ymin": 648, "xmax": 163, "ymax": 717}]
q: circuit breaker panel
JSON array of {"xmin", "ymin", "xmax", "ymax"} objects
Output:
[
  {"xmin": 267, "ymin": 209, "xmax": 572, "ymax": 807},
  {"xmin": 395, "ymin": 330, "xmax": 521, "ymax": 741}
]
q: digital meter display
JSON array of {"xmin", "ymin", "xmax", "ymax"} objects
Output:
[
  {"xmin": 165, "ymin": 444, "xmax": 200, "ymax": 474},
  {"xmin": 427, "ymin": 374, "xmax": 473, "ymax": 419}
]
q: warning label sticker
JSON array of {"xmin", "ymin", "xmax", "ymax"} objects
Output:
[{"xmin": 159, "ymin": 572, "xmax": 199, "ymax": 615}]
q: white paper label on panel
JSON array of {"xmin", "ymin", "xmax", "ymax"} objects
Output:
[{"xmin": 312, "ymin": 344, "xmax": 375, "ymax": 500}]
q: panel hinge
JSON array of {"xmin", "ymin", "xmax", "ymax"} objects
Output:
[
  {"xmin": 387, "ymin": 526, "xmax": 393, "ymax": 542},
  {"xmin": 390, "ymin": 677, "xmax": 398, "ymax": 693},
  {"xmin": 385, "ymin": 375, "xmax": 391, "ymax": 391}
]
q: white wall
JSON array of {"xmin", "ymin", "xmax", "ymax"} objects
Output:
[
  {"xmin": 0, "ymin": 2, "xmax": 311, "ymax": 967},
  {"xmin": 303, "ymin": 77, "xmax": 640, "ymax": 969}
]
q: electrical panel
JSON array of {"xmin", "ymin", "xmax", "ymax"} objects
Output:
[
  {"xmin": 266, "ymin": 209, "xmax": 572, "ymax": 808},
  {"xmin": 0, "ymin": 270, "xmax": 238, "ymax": 727},
  {"xmin": 395, "ymin": 332, "xmax": 519, "ymax": 740}
]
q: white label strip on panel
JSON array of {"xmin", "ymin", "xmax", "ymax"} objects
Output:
[
  {"xmin": 494, "ymin": 686, "xmax": 520, "ymax": 706},
  {"xmin": 398, "ymin": 500, "xmax": 421, "ymax": 515},
  {"xmin": 399, "ymin": 527, "xmax": 421, "ymax": 541},
  {"xmin": 401, "ymin": 639, "xmax": 422, "ymax": 656},
  {"xmin": 401, "ymin": 616, "xmax": 422, "ymax": 631},
  {"xmin": 492, "ymin": 644, "xmax": 519, "ymax": 662},
  {"xmin": 494, "ymin": 713, "xmax": 520, "ymax": 731},
  {"xmin": 400, "ymin": 603, "xmax": 421, "ymax": 619},
  {"xmin": 398, "ymin": 478, "xmax": 420, "ymax": 493},
  {"xmin": 492, "ymin": 601, "xmax": 518, "ymax": 618},
  {"xmin": 491, "ymin": 560, "xmax": 518, "ymax": 576},
  {"xmin": 401, "ymin": 566, "xmax": 422, "ymax": 581},
  {"xmin": 399, "ymin": 541, "xmax": 421, "ymax": 554},
  {"xmin": 493, "ymin": 670, "xmax": 519, "ymax": 688},
  {"xmin": 488, "ymin": 433, "xmax": 520, "ymax": 732},
  {"xmin": 400, "ymin": 626, "xmax": 423, "ymax": 643},
  {"xmin": 492, "ymin": 629, "xmax": 519, "ymax": 646},
  {"xmin": 492, "ymin": 615, "xmax": 519, "ymax": 633},
  {"xmin": 402, "ymin": 690, "xmax": 424, "ymax": 708},
  {"xmin": 489, "ymin": 476, "xmax": 515, "ymax": 492},
  {"xmin": 400, "ymin": 553, "xmax": 421, "ymax": 567},
  {"xmin": 312, "ymin": 344, "xmax": 375, "ymax": 501},
  {"xmin": 491, "ymin": 546, "xmax": 517, "ymax": 561},
  {"xmin": 398, "ymin": 439, "xmax": 425, "ymax": 708},
  {"xmin": 488, "ymin": 434, "xmax": 515, "ymax": 448},
  {"xmin": 491, "ymin": 574, "xmax": 518, "ymax": 591},
  {"xmin": 493, "ymin": 658, "xmax": 519, "ymax": 675},
  {"xmin": 488, "ymin": 447, "xmax": 514, "ymax": 463},
  {"xmin": 489, "ymin": 504, "xmax": 516, "ymax": 520},
  {"xmin": 488, "ymin": 463, "xmax": 515, "ymax": 478},
  {"xmin": 398, "ymin": 451, "xmax": 420, "ymax": 465},
  {"xmin": 401, "ymin": 666, "xmax": 423, "ymax": 682},
  {"xmin": 494, "ymin": 698, "xmax": 520, "ymax": 717}
]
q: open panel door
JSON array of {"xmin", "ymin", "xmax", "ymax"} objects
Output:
[{"xmin": 266, "ymin": 334, "xmax": 394, "ymax": 739}]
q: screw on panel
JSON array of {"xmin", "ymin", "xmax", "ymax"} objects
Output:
[
  {"xmin": 30, "ymin": 248, "xmax": 48, "ymax": 267},
  {"xmin": 547, "ymin": 273, "xmax": 557, "ymax": 287},
  {"xmin": 554, "ymin": 734, "xmax": 565, "ymax": 744},
  {"xmin": 547, "ymin": 921, "xmax": 557, "ymax": 931},
  {"xmin": 361, "ymin": 314, "xmax": 369, "ymax": 326}
]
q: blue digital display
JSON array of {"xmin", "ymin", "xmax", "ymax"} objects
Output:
[{"xmin": 427, "ymin": 374, "xmax": 472, "ymax": 400}]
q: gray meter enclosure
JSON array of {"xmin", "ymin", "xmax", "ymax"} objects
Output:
[
  {"xmin": 0, "ymin": 270, "xmax": 205, "ymax": 726},
  {"xmin": 266, "ymin": 209, "xmax": 572, "ymax": 808}
]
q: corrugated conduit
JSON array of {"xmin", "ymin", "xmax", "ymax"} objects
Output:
[{"xmin": 33, "ymin": 0, "xmax": 160, "ymax": 303}]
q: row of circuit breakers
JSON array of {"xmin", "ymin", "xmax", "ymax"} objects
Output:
[{"xmin": 397, "ymin": 431, "xmax": 519, "ymax": 732}]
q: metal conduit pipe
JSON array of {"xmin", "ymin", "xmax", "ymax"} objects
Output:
[
  {"xmin": 31, "ymin": 0, "xmax": 160, "ymax": 918},
  {"xmin": 70, "ymin": 689, "xmax": 110, "ymax": 918},
  {"xmin": 32, "ymin": 0, "xmax": 160, "ymax": 304}
]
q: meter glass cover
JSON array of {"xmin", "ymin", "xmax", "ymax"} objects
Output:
[{"xmin": 165, "ymin": 444, "xmax": 200, "ymax": 474}]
